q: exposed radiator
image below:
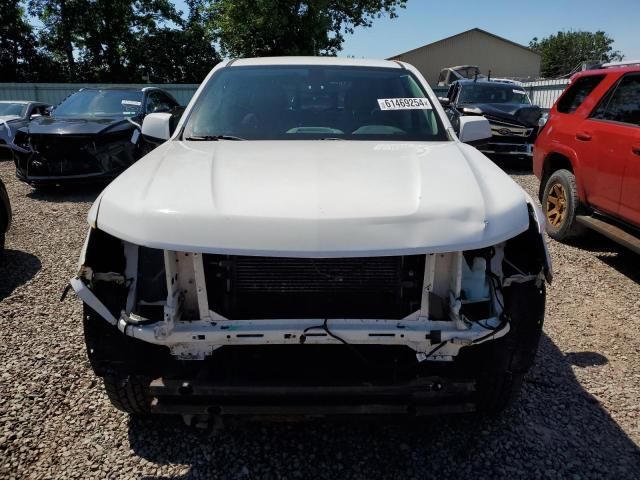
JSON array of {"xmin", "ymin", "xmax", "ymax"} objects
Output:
[{"xmin": 203, "ymin": 255, "xmax": 425, "ymax": 320}]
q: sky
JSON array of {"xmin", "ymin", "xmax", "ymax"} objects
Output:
[{"xmin": 173, "ymin": 0, "xmax": 639, "ymax": 60}]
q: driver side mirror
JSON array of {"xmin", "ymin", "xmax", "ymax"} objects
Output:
[
  {"xmin": 458, "ymin": 116, "xmax": 492, "ymax": 144},
  {"xmin": 141, "ymin": 112, "xmax": 173, "ymax": 141},
  {"xmin": 438, "ymin": 97, "xmax": 451, "ymax": 107}
]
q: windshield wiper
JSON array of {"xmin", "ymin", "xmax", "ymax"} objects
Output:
[{"xmin": 184, "ymin": 134, "xmax": 245, "ymax": 141}]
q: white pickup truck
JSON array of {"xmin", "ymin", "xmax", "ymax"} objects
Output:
[{"xmin": 72, "ymin": 57, "xmax": 551, "ymax": 420}]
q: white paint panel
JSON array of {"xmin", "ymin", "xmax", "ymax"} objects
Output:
[{"xmin": 94, "ymin": 140, "xmax": 530, "ymax": 256}]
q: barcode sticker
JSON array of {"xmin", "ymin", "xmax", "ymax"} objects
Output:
[{"xmin": 377, "ymin": 98, "xmax": 432, "ymax": 110}]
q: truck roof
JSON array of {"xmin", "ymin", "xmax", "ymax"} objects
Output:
[
  {"xmin": 230, "ymin": 56, "xmax": 403, "ymax": 69},
  {"xmin": 572, "ymin": 63, "xmax": 640, "ymax": 79}
]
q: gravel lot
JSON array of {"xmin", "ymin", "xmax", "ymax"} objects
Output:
[{"xmin": 1, "ymin": 158, "xmax": 639, "ymax": 479}]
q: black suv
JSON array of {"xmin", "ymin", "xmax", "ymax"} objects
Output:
[
  {"xmin": 13, "ymin": 87, "xmax": 182, "ymax": 186},
  {"xmin": 441, "ymin": 80, "xmax": 541, "ymax": 158}
]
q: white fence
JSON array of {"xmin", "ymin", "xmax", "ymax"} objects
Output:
[{"xmin": 522, "ymin": 79, "xmax": 570, "ymax": 110}]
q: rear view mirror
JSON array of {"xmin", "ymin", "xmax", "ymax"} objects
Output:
[
  {"xmin": 458, "ymin": 116, "xmax": 492, "ymax": 144},
  {"xmin": 141, "ymin": 112, "xmax": 173, "ymax": 141}
]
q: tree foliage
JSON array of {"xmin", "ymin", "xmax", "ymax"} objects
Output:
[
  {"xmin": 0, "ymin": 0, "xmax": 56, "ymax": 81},
  {"xmin": 206, "ymin": 0, "xmax": 407, "ymax": 57},
  {"xmin": 0, "ymin": 0, "xmax": 220, "ymax": 82},
  {"xmin": 0, "ymin": 0, "xmax": 406, "ymax": 82},
  {"xmin": 28, "ymin": 0, "xmax": 206, "ymax": 82},
  {"xmin": 529, "ymin": 30, "xmax": 623, "ymax": 78},
  {"xmin": 131, "ymin": 0, "xmax": 220, "ymax": 83}
]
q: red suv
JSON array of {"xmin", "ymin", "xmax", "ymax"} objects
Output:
[{"xmin": 534, "ymin": 63, "xmax": 640, "ymax": 253}]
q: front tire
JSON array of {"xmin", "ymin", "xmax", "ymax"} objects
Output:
[
  {"xmin": 542, "ymin": 169, "xmax": 585, "ymax": 241},
  {"xmin": 83, "ymin": 305, "xmax": 169, "ymax": 414},
  {"xmin": 456, "ymin": 282, "xmax": 546, "ymax": 413},
  {"xmin": 103, "ymin": 375, "xmax": 152, "ymax": 414}
]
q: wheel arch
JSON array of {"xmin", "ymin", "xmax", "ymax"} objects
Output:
[{"xmin": 538, "ymin": 149, "xmax": 584, "ymax": 202}]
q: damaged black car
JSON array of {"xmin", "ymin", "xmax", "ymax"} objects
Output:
[
  {"xmin": 0, "ymin": 101, "xmax": 51, "ymax": 160},
  {"xmin": 441, "ymin": 80, "xmax": 542, "ymax": 159},
  {"xmin": 12, "ymin": 87, "xmax": 182, "ymax": 186}
]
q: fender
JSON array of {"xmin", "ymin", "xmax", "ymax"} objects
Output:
[
  {"xmin": 542, "ymin": 143, "xmax": 586, "ymax": 202},
  {"xmin": 523, "ymin": 192, "xmax": 553, "ymax": 283}
]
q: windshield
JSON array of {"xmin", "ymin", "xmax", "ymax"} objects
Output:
[
  {"xmin": 0, "ymin": 103, "xmax": 27, "ymax": 117},
  {"xmin": 183, "ymin": 65, "xmax": 447, "ymax": 141},
  {"xmin": 458, "ymin": 84, "xmax": 531, "ymax": 105},
  {"xmin": 454, "ymin": 66, "xmax": 480, "ymax": 79},
  {"xmin": 54, "ymin": 90, "xmax": 143, "ymax": 118}
]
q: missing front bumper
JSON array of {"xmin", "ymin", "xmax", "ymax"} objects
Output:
[{"xmin": 149, "ymin": 376, "xmax": 476, "ymax": 417}]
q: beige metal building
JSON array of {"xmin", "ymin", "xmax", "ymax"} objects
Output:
[{"xmin": 388, "ymin": 28, "xmax": 541, "ymax": 85}]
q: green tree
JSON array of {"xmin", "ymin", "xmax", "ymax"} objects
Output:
[
  {"xmin": 529, "ymin": 30, "xmax": 623, "ymax": 78},
  {"xmin": 132, "ymin": 0, "xmax": 220, "ymax": 83},
  {"xmin": 29, "ymin": 0, "xmax": 185, "ymax": 82},
  {"xmin": 206, "ymin": 0, "xmax": 407, "ymax": 58},
  {"xmin": 0, "ymin": 0, "xmax": 54, "ymax": 81},
  {"xmin": 28, "ymin": 0, "xmax": 87, "ymax": 79},
  {"xmin": 79, "ymin": 0, "xmax": 183, "ymax": 81}
]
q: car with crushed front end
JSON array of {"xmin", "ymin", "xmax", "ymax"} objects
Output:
[
  {"xmin": 12, "ymin": 87, "xmax": 181, "ymax": 187},
  {"xmin": 441, "ymin": 79, "xmax": 542, "ymax": 159},
  {"xmin": 0, "ymin": 101, "xmax": 51, "ymax": 159},
  {"xmin": 71, "ymin": 57, "xmax": 552, "ymax": 420}
]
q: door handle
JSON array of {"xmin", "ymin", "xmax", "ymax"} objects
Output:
[
  {"xmin": 575, "ymin": 132, "xmax": 592, "ymax": 141},
  {"xmin": 632, "ymin": 145, "xmax": 640, "ymax": 156}
]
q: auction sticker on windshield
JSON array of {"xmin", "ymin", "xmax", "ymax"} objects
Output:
[{"xmin": 377, "ymin": 98, "xmax": 432, "ymax": 110}]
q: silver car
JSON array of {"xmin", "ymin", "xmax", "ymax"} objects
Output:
[{"xmin": 0, "ymin": 101, "xmax": 51, "ymax": 159}]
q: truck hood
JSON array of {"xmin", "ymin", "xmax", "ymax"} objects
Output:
[
  {"xmin": 93, "ymin": 140, "xmax": 530, "ymax": 256},
  {"xmin": 0, "ymin": 115, "xmax": 21, "ymax": 123},
  {"xmin": 464, "ymin": 103, "xmax": 542, "ymax": 127},
  {"xmin": 25, "ymin": 115, "xmax": 138, "ymax": 136}
]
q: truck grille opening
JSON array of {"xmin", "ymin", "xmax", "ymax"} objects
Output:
[
  {"xmin": 203, "ymin": 255, "xmax": 426, "ymax": 319},
  {"xmin": 26, "ymin": 132, "xmax": 135, "ymax": 176}
]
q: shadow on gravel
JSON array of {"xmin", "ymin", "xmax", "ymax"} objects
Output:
[
  {"xmin": 567, "ymin": 231, "xmax": 640, "ymax": 284},
  {"xmin": 596, "ymin": 251, "xmax": 640, "ymax": 285},
  {"xmin": 0, "ymin": 249, "xmax": 41, "ymax": 301},
  {"xmin": 126, "ymin": 334, "xmax": 640, "ymax": 479},
  {"xmin": 26, "ymin": 183, "xmax": 104, "ymax": 204},
  {"xmin": 565, "ymin": 351, "xmax": 608, "ymax": 367}
]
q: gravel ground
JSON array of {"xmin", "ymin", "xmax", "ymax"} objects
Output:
[{"xmin": 0, "ymin": 158, "xmax": 639, "ymax": 480}]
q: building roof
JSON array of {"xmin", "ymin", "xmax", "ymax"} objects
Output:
[
  {"xmin": 388, "ymin": 28, "xmax": 540, "ymax": 60},
  {"xmin": 572, "ymin": 63, "xmax": 640, "ymax": 79}
]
